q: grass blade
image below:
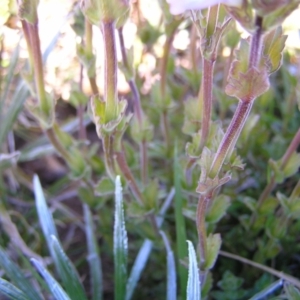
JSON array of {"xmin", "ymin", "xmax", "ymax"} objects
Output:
[
  {"xmin": 0, "ymin": 81, "xmax": 29, "ymax": 147},
  {"xmin": 186, "ymin": 241, "xmax": 201, "ymax": 300},
  {"xmin": 0, "ymin": 278, "xmax": 29, "ymax": 300},
  {"xmin": 114, "ymin": 176, "xmax": 128, "ymax": 300},
  {"xmin": 0, "ymin": 42, "xmax": 20, "ymax": 112},
  {"xmin": 249, "ymin": 279, "xmax": 283, "ymax": 300},
  {"xmin": 84, "ymin": 204, "xmax": 103, "ymax": 300},
  {"xmin": 31, "ymin": 259, "xmax": 71, "ymax": 300},
  {"xmin": 50, "ymin": 235, "xmax": 88, "ymax": 300},
  {"xmin": 160, "ymin": 231, "xmax": 177, "ymax": 300},
  {"xmin": 126, "ymin": 188, "xmax": 175, "ymax": 300},
  {"xmin": 0, "ymin": 248, "xmax": 43, "ymax": 300},
  {"xmin": 33, "ymin": 174, "xmax": 59, "ymax": 260},
  {"xmin": 125, "ymin": 240, "xmax": 152, "ymax": 300},
  {"xmin": 174, "ymin": 145, "xmax": 188, "ymax": 298}
]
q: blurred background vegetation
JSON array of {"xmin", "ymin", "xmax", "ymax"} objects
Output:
[{"xmin": 0, "ymin": 0, "xmax": 300, "ymax": 299}]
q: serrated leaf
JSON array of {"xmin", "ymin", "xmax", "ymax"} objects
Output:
[
  {"xmin": 160, "ymin": 231, "xmax": 177, "ymax": 300},
  {"xmin": 51, "ymin": 236, "xmax": 88, "ymax": 300},
  {"xmin": 84, "ymin": 205, "xmax": 103, "ymax": 300},
  {"xmin": 0, "ymin": 278, "xmax": 29, "ymax": 300},
  {"xmin": 114, "ymin": 176, "xmax": 128, "ymax": 300},
  {"xmin": 225, "ymin": 65, "xmax": 270, "ymax": 101},
  {"xmin": 186, "ymin": 241, "xmax": 201, "ymax": 300},
  {"xmin": 31, "ymin": 259, "xmax": 71, "ymax": 300}
]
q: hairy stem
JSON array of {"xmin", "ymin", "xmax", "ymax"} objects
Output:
[
  {"xmin": 118, "ymin": 28, "xmax": 148, "ymax": 184},
  {"xmin": 103, "ymin": 135, "xmax": 116, "ymax": 180},
  {"xmin": 27, "ymin": 21, "xmax": 49, "ymax": 114},
  {"xmin": 85, "ymin": 19, "xmax": 99, "ymax": 95},
  {"xmin": 196, "ymin": 195, "xmax": 209, "ymax": 268},
  {"xmin": 199, "ymin": 58, "xmax": 215, "ymax": 149},
  {"xmin": 208, "ymin": 15, "xmax": 263, "ymax": 179},
  {"xmin": 102, "ymin": 21, "xmax": 118, "ymax": 122},
  {"xmin": 209, "ymin": 100, "xmax": 253, "ymax": 178},
  {"xmin": 115, "ymin": 151, "xmax": 144, "ymax": 205}
]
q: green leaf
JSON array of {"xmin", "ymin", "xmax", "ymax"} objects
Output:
[
  {"xmin": 262, "ymin": 27, "xmax": 287, "ymax": 74},
  {"xmin": 282, "ymin": 152, "xmax": 300, "ymax": 180},
  {"xmin": 0, "ymin": 248, "xmax": 42, "ymax": 300},
  {"xmin": 186, "ymin": 241, "xmax": 201, "ymax": 300},
  {"xmin": 0, "ymin": 278, "xmax": 29, "ymax": 300},
  {"xmin": 174, "ymin": 145, "xmax": 188, "ymax": 299},
  {"xmin": 31, "ymin": 259, "xmax": 71, "ymax": 300},
  {"xmin": 160, "ymin": 231, "xmax": 177, "ymax": 300},
  {"xmin": 206, "ymin": 195, "xmax": 230, "ymax": 224},
  {"xmin": 204, "ymin": 234, "xmax": 222, "ymax": 270},
  {"xmin": 84, "ymin": 205, "xmax": 103, "ymax": 300},
  {"xmin": 51, "ymin": 236, "xmax": 88, "ymax": 300},
  {"xmin": 114, "ymin": 176, "xmax": 128, "ymax": 300},
  {"xmin": 94, "ymin": 177, "xmax": 115, "ymax": 196},
  {"xmin": 217, "ymin": 271, "xmax": 244, "ymax": 291}
]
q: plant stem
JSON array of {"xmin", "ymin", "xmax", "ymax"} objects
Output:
[
  {"xmin": 78, "ymin": 65, "xmax": 87, "ymax": 141},
  {"xmin": 85, "ymin": 19, "xmax": 99, "ymax": 95},
  {"xmin": 208, "ymin": 15, "xmax": 263, "ymax": 179},
  {"xmin": 102, "ymin": 21, "xmax": 118, "ymax": 122},
  {"xmin": 249, "ymin": 16, "xmax": 263, "ymax": 69},
  {"xmin": 199, "ymin": 58, "xmax": 215, "ymax": 149},
  {"xmin": 103, "ymin": 135, "xmax": 116, "ymax": 180},
  {"xmin": 115, "ymin": 151, "xmax": 144, "ymax": 206},
  {"xmin": 45, "ymin": 127, "xmax": 71, "ymax": 162},
  {"xmin": 255, "ymin": 127, "xmax": 300, "ymax": 210},
  {"xmin": 27, "ymin": 21, "xmax": 49, "ymax": 114},
  {"xmin": 21, "ymin": 21, "xmax": 34, "ymax": 74},
  {"xmin": 219, "ymin": 250, "xmax": 300, "ymax": 289},
  {"xmin": 209, "ymin": 100, "xmax": 253, "ymax": 178},
  {"xmin": 196, "ymin": 195, "xmax": 210, "ymax": 268},
  {"xmin": 118, "ymin": 28, "xmax": 148, "ymax": 184},
  {"xmin": 160, "ymin": 24, "xmax": 178, "ymax": 149}
]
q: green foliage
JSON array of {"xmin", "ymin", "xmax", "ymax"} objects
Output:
[{"xmin": 1, "ymin": 0, "xmax": 300, "ymax": 299}]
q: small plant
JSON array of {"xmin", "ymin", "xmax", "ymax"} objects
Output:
[{"xmin": 0, "ymin": 0, "xmax": 300, "ymax": 299}]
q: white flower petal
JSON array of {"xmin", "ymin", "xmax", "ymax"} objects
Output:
[{"xmin": 166, "ymin": 0, "xmax": 243, "ymax": 15}]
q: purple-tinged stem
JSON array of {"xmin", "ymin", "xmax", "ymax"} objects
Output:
[
  {"xmin": 27, "ymin": 21, "xmax": 49, "ymax": 114},
  {"xmin": 208, "ymin": 15, "xmax": 263, "ymax": 179},
  {"xmin": 102, "ymin": 21, "xmax": 118, "ymax": 122},
  {"xmin": 118, "ymin": 28, "xmax": 148, "ymax": 184},
  {"xmin": 199, "ymin": 58, "xmax": 215, "ymax": 149},
  {"xmin": 209, "ymin": 100, "xmax": 253, "ymax": 178},
  {"xmin": 85, "ymin": 19, "xmax": 99, "ymax": 95}
]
